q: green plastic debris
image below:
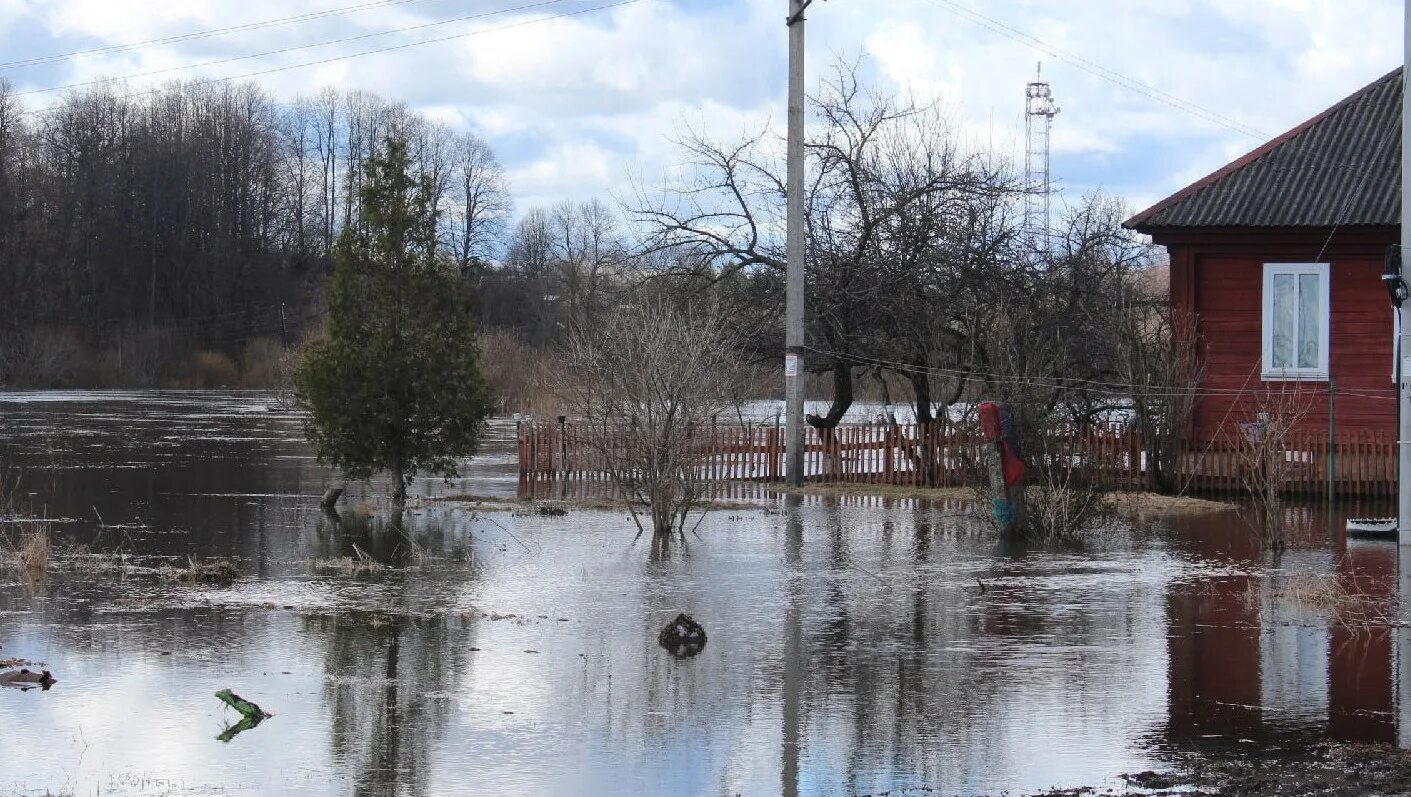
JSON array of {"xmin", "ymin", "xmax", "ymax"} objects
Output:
[
  {"xmin": 214, "ymin": 689, "xmax": 271, "ymax": 743},
  {"xmin": 215, "ymin": 689, "xmax": 271, "ymax": 723}
]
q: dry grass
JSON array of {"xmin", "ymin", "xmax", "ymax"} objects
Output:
[
  {"xmin": 238, "ymin": 337, "xmax": 284, "ymax": 387},
  {"xmin": 175, "ymin": 350, "xmax": 241, "ymax": 389},
  {"xmin": 1103, "ymin": 491, "xmax": 1236, "ymax": 517},
  {"xmin": 312, "ymin": 544, "xmax": 386, "ymax": 577},
  {"xmin": 1, "ymin": 525, "xmax": 51, "ymax": 579},
  {"xmin": 400, "ymin": 536, "xmax": 439, "ymax": 567},
  {"xmin": 162, "ymin": 556, "xmax": 240, "ymax": 586},
  {"xmin": 1253, "ymin": 571, "xmax": 1395, "ymax": 630},
  {"xmin": 18, "ymin": 527, "xmax": 50, "ymax": 578}
]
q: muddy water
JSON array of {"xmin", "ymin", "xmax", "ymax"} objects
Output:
[{"xmin": 0, "ymin": 392, "xmax": 1403, "ymax": 796}]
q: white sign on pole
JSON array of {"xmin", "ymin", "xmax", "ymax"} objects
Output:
[{"xmin": 785, "ymin": 353, "xmax": 800, "ymax": 377}]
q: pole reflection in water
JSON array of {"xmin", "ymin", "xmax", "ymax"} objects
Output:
[
  {"xmin": 781, "ymin": 494, "xmax": 803, "ymax": 797},
  {"xmin": 1400, "ymin": 544, "xmax": 1411, "ymax": 750}
]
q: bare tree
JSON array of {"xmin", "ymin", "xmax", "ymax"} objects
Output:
[
  {"xmin": 557, "ymin": 300, "xmax": 748, "ymax": 540},
  {"xmin": 548, "ymin": 198, "xmax": 625, "ymax": 331},
  {"xmin": 635, "ymin": 59, "xmax": 1004, "ymax": 431},
  {"xmin": 1113, "ymin": 288, "xmax": 1201, "ymax": 494},
  {"xmin": 448, "ymin": 132, "xmax": 510, "ymax": 274}
]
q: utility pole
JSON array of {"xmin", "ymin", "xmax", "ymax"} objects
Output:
[
  {"xmin": 1401, "ymin": 0, "xmax": 1411, "ymax": 545},
  {"xmin": 784, "ymin": 0, "xmax": 810, "ymax": 487}
]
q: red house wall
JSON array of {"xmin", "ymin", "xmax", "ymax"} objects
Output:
[{"xmin": 1159, "ymin": 228, "xmax": 1398, "ymax": 443}]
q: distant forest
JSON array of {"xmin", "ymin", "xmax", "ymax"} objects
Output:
[
  {"xmin": 0, "ymin": 68, "xmax": 1167, "ymax": 444},
  {"xmin": 0, "ymin": 79, "xmax": 575, "ymax": 388}
]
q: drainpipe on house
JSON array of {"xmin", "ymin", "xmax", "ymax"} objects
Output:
[
  {"xmin": 1401, "ymin": 0, "xmax": 1411, "ymax": 545},
  {"xmin": 1398, "ymin": 0, "xmax": 1411, "ymax": 754}
]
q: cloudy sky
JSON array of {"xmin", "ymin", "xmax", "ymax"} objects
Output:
[{"xmin": 0, "ymin": 0, "xmax": 1401, "ymax": 218}]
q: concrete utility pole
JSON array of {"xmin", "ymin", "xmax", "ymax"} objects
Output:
[
  {"xmin": 784, "ymin": 0, "xmax": 810, "ymax": 487},
  {"xmin": 1401, "ymin": 0, "xmax": 1411, "ymax": 545}
]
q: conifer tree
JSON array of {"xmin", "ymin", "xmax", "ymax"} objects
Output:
[{"xmin": 296, "ymin": 137, "xmax": 493, "ymax": 506}]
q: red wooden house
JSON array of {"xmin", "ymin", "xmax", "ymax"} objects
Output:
[{"xmin": 1126, "ymin": 67, "xmax": 1401, "ymax": 446}]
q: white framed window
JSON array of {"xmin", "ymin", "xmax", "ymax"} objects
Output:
[{"xmin": 1261, "ymin": 262, "xmax": 1329, "ymax": 381}]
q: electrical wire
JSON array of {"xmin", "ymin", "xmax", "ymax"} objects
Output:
[
  {"xmin": 0, "ymin": 0, "xmax": 449, "ymax": 72},
  {"xmin": 803, "ymin": 344, "xmax": 1398, "ymax": 402},
  {"xmin": 12, "ymin": 0, "xmax": 574, "ymax": 99},
  {"xmin": 924, "ymin": 0, "xmax": 1270, "ymax": 140}
]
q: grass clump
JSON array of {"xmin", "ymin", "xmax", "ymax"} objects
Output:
[
  {"xmin": 1103, "ymin": 491, "xmax": 1235, "ymax": 518},
  {"xmin": 312, "ymin": 544, "xmax": 386, "ymax": 577},
  {"xmin": 18, "ymin": 527, "xmax": 50, "ymax": 578},
  {"xmin": 1, "ymin": 525, "xmax": 51, "ymax": 579},
  {"xmin": 163, "ymin": 556, "xmax": 241, "ymax": 587}
]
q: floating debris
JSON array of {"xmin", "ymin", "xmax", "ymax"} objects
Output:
[
  {"xmin": 658, "ymin": 613, "xmax": 707, "ymax": 659},
  {"xmin": 215, "ymin": 688, "xmax": 271, "ymax": 721},
  {"xmin": 0, "ymin": 668, "xmax": 56, "ymax": 690},
  {"xmin": 215, "ymin": 688, "xmax": 271, "ymax": 743}
]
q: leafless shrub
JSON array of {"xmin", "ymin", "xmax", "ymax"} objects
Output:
[
  {"xmin": 1114, "ymin": 298, "xmax": 1202, "ymax": 494},
  {"xmin": 1227, "ymin": 386, "xmax": 1314, "ymax": 551},
  {"xmin": 478, "ymin": 329, "xmax": 558, "ymax": 416},
  {"xmin": 556, "ymin": 300, "xmax": 749, "ymax": 540},
  {"xmin": 0, "ymin": 326, "xmax": 90, "ymax": 388},
  {"xmin": 181, "ymin": 351, "xmax": 241, "ymax": 388},
  {"xmin": 269, "ymin": 340, "xmax": 305, "ymax": 411},
  {"xmin": 1025, "ymin": 433, "xmax": 1108, "ymax": 540},
  {"xmin": 0, "ymin": 460, "xmax": 20, "ymax": 519},
  {"xmin": 964, "ymin": 415, "xmax": 1106, "ymax": 541},
  {"xmin": 239, "ymin": 338, "xmax": 285, "ymax": 387},
  {"xmin": 96, "ymin": 325, "xmax": 183, "ymax": 387}
]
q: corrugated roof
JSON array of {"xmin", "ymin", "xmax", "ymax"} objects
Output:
[{"xmin": 1125, "ymin": 67, "xmax": 1402, "ymax": 231}]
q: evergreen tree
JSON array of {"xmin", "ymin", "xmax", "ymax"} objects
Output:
[{"xmin": 296, "ymin": 137, "xmax": 493, "ymax": 506}]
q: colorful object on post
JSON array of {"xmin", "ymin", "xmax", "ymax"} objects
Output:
[{"xmin": 978, "ymin": 402, "xmax": 1026, "ymax": 535}]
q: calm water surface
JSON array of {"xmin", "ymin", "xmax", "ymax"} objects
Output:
[{"xmin": 0, "ymin": 391, "xmax": 1404, "ymax": 796}]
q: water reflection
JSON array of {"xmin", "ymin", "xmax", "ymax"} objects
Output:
[
  {"xmin": 0, "ymin": 392, "xmax": 1406, "ymax": 796},
  {"xmin": 1164, "ymin": 509, "xmax": 1398, "ymax": 748}
]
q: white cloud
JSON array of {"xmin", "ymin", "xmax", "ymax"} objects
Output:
[{"xmin": 1, "ymin": 0, "xmax": 1401, "ymax": 216}]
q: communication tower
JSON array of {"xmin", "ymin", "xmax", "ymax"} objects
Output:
[{"xmin": 1024, "ymin": 62, "xmax": 1059, "ymax": 250}]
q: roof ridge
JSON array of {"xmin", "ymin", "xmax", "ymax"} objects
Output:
[{"xmin": 1125, "ymin": 66, "xmax": 1402, "ymax": 231}]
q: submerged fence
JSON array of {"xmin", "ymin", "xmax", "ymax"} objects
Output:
[{"xmin": 518, "ymin": 420, "xmax": 1399, "ymax": 498}]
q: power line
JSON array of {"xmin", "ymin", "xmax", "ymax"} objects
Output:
[
  {"xmin": 14, "ymin": 0, "xmax": 639, "ymax": 116},
  {"xmin": 12, "ymin": 0, "xmax": 573, "ymax": 99},
  {"xmin": 0, "ymin": 0, "xmax": 448, "ymax": 72},
  {"xmin": 804, "ymin": 345, "xmax": 1397, "ymax": 402},
  {"xmin": 924, "ymin": 0, "xmax": 1270, "ymax": 140}
]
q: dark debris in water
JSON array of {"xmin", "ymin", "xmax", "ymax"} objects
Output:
[
  {"xmin": 858, "ymin": 742, "xmax": 1411, "ymax": 797},
  {"xmin": 658, "ymin": 613, "xmax": 707, "ymax": 659},
  {"xmin": 1120, "ymin": 770, "xmax": 1181, "ymax": 790},
  {"xmin": 0, "ymin": 668, "xmax": 56, "ymax": 690}
]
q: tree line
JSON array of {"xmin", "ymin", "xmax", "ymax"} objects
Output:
[
  {"xmin": 0, "ymin": 78, "xmax": 518, "ymax": 387},
  {"xmin": 1, "ymin": 65, "xmax": 1187, "ymax": 504}
]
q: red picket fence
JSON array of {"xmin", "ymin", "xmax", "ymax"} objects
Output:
[
  {"xmin": 520, "ymin": 420, "xmax": 1142, "ymax": 490},
  {"xmin": 519, "ymin": 420, "xmax": 1400, "ymax": 497},
  {"xmin": 1178, "ymin": 429, "xmax": 1397, "ymax": 497}
]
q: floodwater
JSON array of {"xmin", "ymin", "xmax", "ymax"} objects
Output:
[{"xmin": 0, "ymin": 391, "xmax": 1405, "ymax": 796}]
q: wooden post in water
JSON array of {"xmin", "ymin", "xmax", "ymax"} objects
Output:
[{"xmin": 1328, "ymin": 380, "xmax": 1337, "ymax": 508}]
